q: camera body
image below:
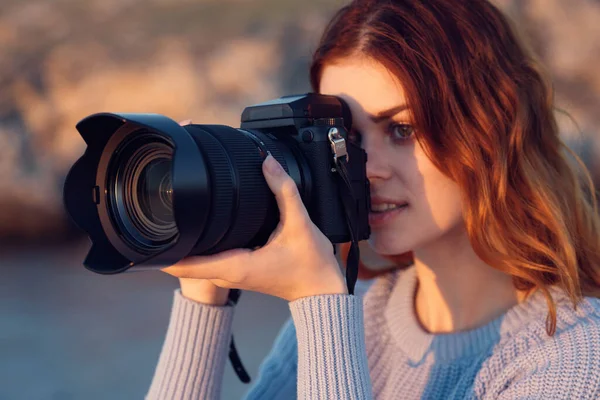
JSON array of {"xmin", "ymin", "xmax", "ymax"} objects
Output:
[{"xmin": 239, "ymin": 93, "xmax": 371, "ymax": 245}]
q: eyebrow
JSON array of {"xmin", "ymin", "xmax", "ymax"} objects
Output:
[{"xmin": 368, "ymin": 104, "xmax": 410, "ymax": 123}]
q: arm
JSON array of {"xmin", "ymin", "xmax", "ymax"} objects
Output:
[
  {"xmin": 494, "ymin": 319, "xmax": 600, "ymax": 400},
  {"xmin": 246, "ymin": 293, "xmax": 373, "ymax": 400},
  {"xmin": 153, "ymin": 156, "xmax": 367, "ymax": 399},
  {"xmin": 146, "ymin": 289, "xmax": 235, "ymax": 400},
  {"xmin": 290, "ymin": 294, "xmax": 373, "ymax": 400}
]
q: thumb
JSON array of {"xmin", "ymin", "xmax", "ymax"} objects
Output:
[{"xmin": 262, "ymin": 154, "xmax": 308, "ymax": 224}]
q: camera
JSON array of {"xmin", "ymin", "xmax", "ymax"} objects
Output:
[{"xmin": 63, "ymin": 93, "xmax": 371, "ymax": 274}]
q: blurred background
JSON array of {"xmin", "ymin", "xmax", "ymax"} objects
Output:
[{"xmin": 0, "ymin": 0, "xmax": 599, "ymax": 399}]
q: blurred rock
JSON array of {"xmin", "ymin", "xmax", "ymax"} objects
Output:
[
  {"xmin": 0, "ymin": 0, "xmax": 334, "ymax": 240},
  {"xmin": 0, "ymin": 0, "xmax": 598, "ymax": 241}
]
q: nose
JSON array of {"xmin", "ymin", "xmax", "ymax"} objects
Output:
[{"xmin": 363, "ymin": 134, "xmax": 392, "ymax": 183}]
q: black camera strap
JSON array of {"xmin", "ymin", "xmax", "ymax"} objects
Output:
[
  {"xmin": 329, "ymin": 127, "xmax": 361, "ymax": 295},
  {"xmin": 227, "ymin": 128, "xmax": 362, "ymax": 383},
  {"xmin": 226, "ymin": 289, "xmax": 251, "ymax": 383},
  {"xmin": 334, "ymin": 158, "xmax": 361, "ymax": 296}
]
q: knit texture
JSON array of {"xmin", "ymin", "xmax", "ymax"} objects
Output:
[
  {"xmin": 146, "ymin": 291, "xmax": 235, "ymax": 399},
  {"xmin": 146, "ymin": 266, "xmax": 600, "ymax": 399}
]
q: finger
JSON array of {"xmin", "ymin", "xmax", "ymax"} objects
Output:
[
  {"xmin": 178, "ymin": 119, "xmax": 192, "ymax": 126},
  {"xmin": 262, "ymin": 155, "xmax": 309, "ymax": 224},
  {"xmin": 161, "ymin": 248, "xmax": 252, "ymax": 282}
]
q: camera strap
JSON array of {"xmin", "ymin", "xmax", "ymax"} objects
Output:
[
  {"xmin": 334, "ymin": 157, "xmax": 360, "ymax": 295},
  {"xmin": 226, "ymin": 288, "xmax": 252, "ymax": 383},
  {"xmin": 329, "ymin": 127, "xmax": 361, "ymax": 295}
]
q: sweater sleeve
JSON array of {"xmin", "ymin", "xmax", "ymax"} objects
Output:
[
  {"xmin": 289, "ymin": 294, "xmax": 374, "ymax": 400},
  {"xmin": 242, "ymin": 317, "xmax": 298, "ymax": 399},
  {"xmin": 494, "ymin": 317, "xmax": 600, "ymax": 400},
  {"xmin": 145, "ymin": 289, "xmax": 235, "ymax": 400}
]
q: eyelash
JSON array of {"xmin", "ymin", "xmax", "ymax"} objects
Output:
[
  {"xmin": 388, "ymin": 123, "xmax": 415, "ymax": 142},
  {"xmin": 348, "ymin": 123, "xmax": 415, "ymax": 146}
]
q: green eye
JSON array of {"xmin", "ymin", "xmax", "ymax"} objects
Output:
[{"xmin": 390, "ymin": 123, "xmax": 415, "ymax": 141}]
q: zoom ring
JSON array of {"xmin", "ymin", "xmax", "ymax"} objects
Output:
[
  {"xmin": 187, "ymin": 127, "xmax": 235, "ymax": 253},
  {"xmin": 199, "ymin": 125, "xmax": 272, "ymax": 253}
]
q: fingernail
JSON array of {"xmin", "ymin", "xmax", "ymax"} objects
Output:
[
  {"xmin": 265, "ymin": 155, "xmax": 283, "ymax": 176},
  {"xmin": 178, "ymin": 119, "xmax": 192, "ymax": 126}
]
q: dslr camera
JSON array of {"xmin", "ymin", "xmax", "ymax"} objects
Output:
[{"xmin": 63, "ymin": 93, "xmax": 371, "ymax": 274}]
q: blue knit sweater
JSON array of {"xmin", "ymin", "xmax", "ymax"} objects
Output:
[{"xmin": 146, "ymin": 266, "xmax": 600, "ymax": 399}]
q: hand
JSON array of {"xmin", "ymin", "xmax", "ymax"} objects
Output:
[
  {"xmin": 178, "ymin": 278, "xmax": 231, "ymax": 306},
  {"xmin": 162, "ymin": 153, "xmax": 348, "ymax": 302}
]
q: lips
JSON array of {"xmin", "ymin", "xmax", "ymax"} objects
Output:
[
  {"xmin": 368, "ymin": 202, "xmax": 409, "ymax": 226},
  {"xmin": 369, "ymin": 197, "xmax": 408, "ymax": 213},
  {"xmin": 370, "ymin": 203, "xmax": 408, "ymax": 213}
]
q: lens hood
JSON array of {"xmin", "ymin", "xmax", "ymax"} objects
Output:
[{"xmin": 63, "ymin": 113, "xmax": 210, "ymax": 274}]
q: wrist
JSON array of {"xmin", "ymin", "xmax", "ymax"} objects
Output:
[
  {"xmin": 179, "ymin": 278, "xmax": 230, "ymax": 306},
  {"xmin": 291, "ymin": 280, "xmax": 349, "ymax": 302}
]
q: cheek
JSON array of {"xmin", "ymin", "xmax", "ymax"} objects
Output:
[
  {"xmin": 366, "ymin": 147, "xmax": 465, "ymax": 256},
  {"xmin": 414, "ymin": 156, "xmax": 464, "ymax": 231}
]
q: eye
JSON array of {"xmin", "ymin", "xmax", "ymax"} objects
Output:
[{"xmin": 389, "ymin": 123, "xmax": 415, "ymax": 142}]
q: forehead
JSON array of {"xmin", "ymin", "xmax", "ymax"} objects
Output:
[{"xmin": 319, "ymin": 58, "xmax": 408, "ymax": 116}]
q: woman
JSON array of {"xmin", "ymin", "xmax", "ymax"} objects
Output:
[{"xmin": 147, "ymin": 0, "xmax": 600, "ymax": 398}]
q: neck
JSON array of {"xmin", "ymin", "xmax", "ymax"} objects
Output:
[{"xmin": 412, "ymin": 224, "xmax": 527, "ymax": 334}]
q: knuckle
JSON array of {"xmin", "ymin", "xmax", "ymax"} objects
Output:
[
  {"xmin": 283, "ymin": 217, "xmax": 314, "ymax": 242},
  {"xmin": 280, "ymin": 179, "xmax": 300, "ymax": 199},
  {"xmin": 295, "ymin": 216, "xmax": 314, "ymax": 232}
]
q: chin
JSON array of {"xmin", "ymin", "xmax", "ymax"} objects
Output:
[{"xmin": 367, "ymin": 233, "xmax": 412, "ymax": 256}]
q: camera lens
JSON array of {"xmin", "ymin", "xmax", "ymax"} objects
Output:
[
  {"xmin": 64, "ymin": 95, "xmax": 367, "ymax": 273},
  {"xmin": 107, "ymin": 132, "xmax": 179, "ymax": 253}
]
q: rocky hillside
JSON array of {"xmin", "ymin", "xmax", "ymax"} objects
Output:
[{"xmin": 1, "ymin": 0, "xmax": 598, "ymax": 241}]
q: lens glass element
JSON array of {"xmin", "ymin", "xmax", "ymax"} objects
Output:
[
  {"xmin": 138, "ymin": 158, "xmax": 174, "ymax": 228},
  {"xmin": 107, "ymin": 132, "xmax": 179, "ymax": 254}
]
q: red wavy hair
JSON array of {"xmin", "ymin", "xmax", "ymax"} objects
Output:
[{"xmin": 316, "ymin": 0, "xmax": 600, "ymax": 335}]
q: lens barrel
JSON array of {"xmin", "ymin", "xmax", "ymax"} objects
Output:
[
  {"xmin": 181, "ymin": 124, "xmax": 299, "ymax": 256},
  {"xmin": 64, "ymin": 114, "xmax": 306, "ymax": 274}
]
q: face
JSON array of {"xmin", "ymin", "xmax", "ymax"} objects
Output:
[{"xmin": 320, "ymin": 57, "xmax": 465, "ymax": 256}]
